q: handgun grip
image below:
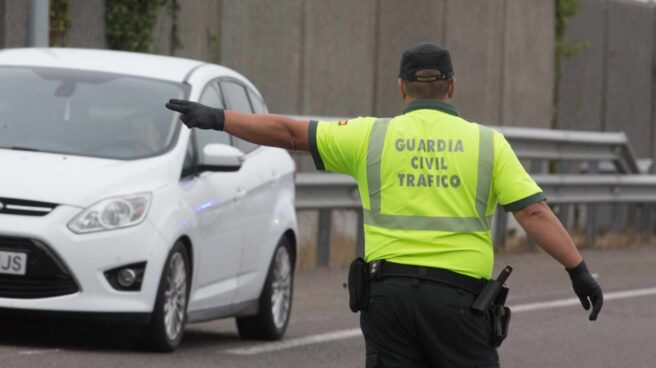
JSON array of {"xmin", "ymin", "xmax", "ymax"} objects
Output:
[{"xmin": 471, "ymin": 279, "xmax": 502, "ymax": 313}]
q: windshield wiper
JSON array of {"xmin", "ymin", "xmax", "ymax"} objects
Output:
[{"xmin": 1, "ymin": 146, "xmax": 43, "ymax": 152}]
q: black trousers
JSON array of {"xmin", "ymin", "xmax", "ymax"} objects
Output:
[{"xmin": 360, "ymin": 277, "xmax": 500, "ymax": 368}]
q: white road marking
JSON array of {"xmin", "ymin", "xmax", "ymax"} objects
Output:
[
  {"xmin": 225, "ymin": 329, "xmax": 361, "ymax": 355},
  {"xmin": 0, "ymin": 349, "xmax": 61, "ymax": 358},
  {"xmin": 225, "ymin": 286, "xmax": 656, "ymax": 356},
  {"xmin": 512, "ymin": 286, "xmax": 656, "ymax": 313}
]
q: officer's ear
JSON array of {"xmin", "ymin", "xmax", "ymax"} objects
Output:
[
  {"xmin": 398, "ymin": 78, "xmax": 407, "ymax": 100},
  {"xmin": 447, "ymin": 78, "xmax": 456, "ymax": 99}
]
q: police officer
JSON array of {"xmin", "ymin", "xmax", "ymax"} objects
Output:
[{"xmin": 166, "ymin": 42, "xmax": 603, "ymax": 368}]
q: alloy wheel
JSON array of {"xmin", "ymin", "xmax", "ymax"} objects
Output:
[
  {"xmin": 270, "ymin": 246, "xmax": 292, "ymax": 330},
  {"xmin": 163, "ymin": 252, "xmax": 187, "ymax": 341}
]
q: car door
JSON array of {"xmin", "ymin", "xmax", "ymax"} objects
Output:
[
  {"xmin": 181, "ymin": 83, "xmax": 244, "ymax": 311},
  {"xmin": 220, "ymin": 80, "xmax": 278, "ymax": 304}
]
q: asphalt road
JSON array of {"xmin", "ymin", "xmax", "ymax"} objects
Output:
[{"xmin": 0, "ymin": 246, "xmax": 655, "ymax": 367}]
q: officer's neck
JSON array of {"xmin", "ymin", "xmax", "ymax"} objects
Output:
[{"xmin": 404, "ymin": 97, "xmax": 450, "ymax": 106}]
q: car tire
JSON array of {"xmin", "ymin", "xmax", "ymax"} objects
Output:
[
  {"xmin": 236, "ymin": 237, "xmax": 294, "ymax": 340},
  {"xmin": 142, "ymin": 241, "xmax": 191, "ymax": 352}
]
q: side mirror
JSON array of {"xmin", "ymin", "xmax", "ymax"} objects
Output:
[{"xmin": 198, "ymin": 144, "xmax": 244, "ymax": 172}]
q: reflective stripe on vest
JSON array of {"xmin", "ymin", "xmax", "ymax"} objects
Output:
[{"xmin": 364, "ymin": 118, "xmax": 494, "ymax": 232}]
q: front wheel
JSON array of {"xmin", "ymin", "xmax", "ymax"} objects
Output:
[
  {"xmin": 237, "ymin": 237, "xmax": 294, "ymax": 340},
  {"xmin": 142, "ymin": 241, "xmax": 190, "ymax": 351}
]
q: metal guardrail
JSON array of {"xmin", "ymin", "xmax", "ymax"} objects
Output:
[
  {"xmin": 290, "ymin": 116, "xmax": 655, "ymax": 265},
  {"xmin": 295, "ymin": 172, "xmax": 656, "ymax": 264},
  {"xmin": 534, "ymin": 174, "xmax": 656, "ymax": 203},
  {"xmin": 496, "ymin": 127, "xmax": 642, "ymax": 174},
  {"xmin": 295, "ymin": 173, "xmax": 360, "ymax": 209}
]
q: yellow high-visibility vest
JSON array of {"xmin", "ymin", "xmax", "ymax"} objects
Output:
[{"xmin": 309, "ymin": 100, "xmax": 544, "ymax": 279}]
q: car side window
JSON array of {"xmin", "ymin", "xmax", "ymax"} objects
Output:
[
  {"xmin": 195, "ymin": 85, "xmax": 231, "ymax": 162},
  {"xmin": 181, "ymin": 138, "xmax": 195, "ymax": 178},
  {"xmin": 221, "ymin": 81, "xmax": 252, "ymax": 113},
  {"xmin": 248, "ymin": 89, "xmax": 267, "ymax": 114},
  {"xmin": 221, "ymin": 81, "xmax": 259, "ymax": 153}
]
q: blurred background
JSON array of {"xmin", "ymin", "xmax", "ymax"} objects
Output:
[
  {"xmin": 0, "ymin": 2, "xmax": 655, "ymax": 367},
  {"xmin": 1, "ymin": 0, "xmax": 655, "ymax": 267}
]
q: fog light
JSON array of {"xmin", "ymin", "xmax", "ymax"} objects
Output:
[
  {"xmin": 117, "ymin": 268, "xmax": 137, "ymax": 288},
  {"xmin": 104, "ymin": 261, "xmax": 146, "ymax": 291}
]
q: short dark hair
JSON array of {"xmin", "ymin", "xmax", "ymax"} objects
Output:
[{"xmin": 403, "ymin": 69, "xmax": 451, "ymax": 99}]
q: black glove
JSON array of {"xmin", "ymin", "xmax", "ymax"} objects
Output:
[
  {"xmin": 165, "ymin": 99, "xmax": 225, "ymax": 131},
  {"xmin": 567, "ymin": 260, "xmax": 603, "ymax": 321}
]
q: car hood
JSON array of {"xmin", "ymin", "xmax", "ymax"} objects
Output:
[{"xmin": 0, "ymin": 150, "xmax": 176, "ymax": 208}]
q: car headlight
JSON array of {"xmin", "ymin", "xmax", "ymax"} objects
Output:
[{"xmin": 68, "ymin": 193, "xmax": 152, "ymax": 234}]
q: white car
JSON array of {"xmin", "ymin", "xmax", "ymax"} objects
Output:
[{"xmin": 0, "ymin": 48, "xmax": 298, "ymax": 351}]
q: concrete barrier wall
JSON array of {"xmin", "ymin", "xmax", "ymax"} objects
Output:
[
  {"xmin": 557, "ymin": 0, "xmax": 606, "ymax": 132},
  {"xmin": 653, "ymin": 8, "xmax": 656, "ymax": 159},
  {"xmin": 90, "ymin": 0, "xmax": 223, "ymax": 59},
  {"xmin": 444, "ymin": 0, "xmax": 555, "ymax": 128},
  {"xmin": 559, "ymin": 0, "xmax": 656, "ymax": 161},
  {"xmin": 502, "ymin": 0, "xmax": 555, "ymax": 128},
  {"xmin": 0, "ymin": 0, "xmax": 107, "ymax": 50},
  {"xmin": 68, "ymin": 0, "xmax": 106, "ymax": 49},
  {"xmin": 153, "ymin": 3, "xmax": 174, "ymax": 56},
  {"xmin": 1, "ymin": 0, "xmax": 27, "ymax": 48},
  {"xmin": 219, "ymin": 0, "xmax": 304, "ymax": 115},
  {"xmin": 172, "ymin": 0, "xmax": 221, "ymax": 63},
  {"xmin": 445, "ymin": 0, "xmax": 505, "ymax": 126},
  {"xmin": 216, "ymin": 0, "xmax": 555, "ymax": 129},
  {"xmin": 302, "ymin": 0, "xmax": 377, "ymax": 116},
  {"xmin": 604, "ymin": 0, "xmax": 654, "ymax": 159},
  {"xmin": 373, "ymin": 0, "xmax": 447, "ymax": 117},
  {"xmin": 0, "ymin": 1, "xmax": 5, "ymax": 47}
]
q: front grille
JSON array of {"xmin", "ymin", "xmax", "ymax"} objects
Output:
[
  {"xmin": 0, "ymin": 197, "xmax": 58, "ymax": 216},
  {"xmin": 0, "ymin": 236, "xmax": 79, "ymax": 298}
]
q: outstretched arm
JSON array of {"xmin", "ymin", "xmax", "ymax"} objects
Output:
[
  {"xmin": 165, "ymin": 99, "xmax": 310, "ymax": 151},
  {"xmin": 224, "ymin": 111, "xmax": 310, "ymax": 151},
  {"xmin": 513, "ymin": 201, "xmax": 603, "ymax": 321}
]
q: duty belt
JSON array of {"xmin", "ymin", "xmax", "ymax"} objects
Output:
[{"xmin": 368, "ymin": 260, "xmax": 487, "ymax": 295}]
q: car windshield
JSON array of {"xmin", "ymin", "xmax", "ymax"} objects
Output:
[{"xmin": 0, "ymin": 66, "xmax": 187, "ymax": 160}]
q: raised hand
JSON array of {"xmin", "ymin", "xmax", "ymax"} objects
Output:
[{"xmin": 165, "ymin": 99, "xmax": 225, "ymax": 131}]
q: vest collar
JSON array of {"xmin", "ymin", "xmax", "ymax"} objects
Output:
[{"xmin": 403, "ymin": 100, "xmax": 459, "ymax": 117}]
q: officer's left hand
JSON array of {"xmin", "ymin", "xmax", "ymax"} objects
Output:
[
  {"xmin": 165, "ymin": 99, "xmax": 225, "ymax": 131},
  {"xmin": 567, "ymin": 260, "xmax": 603, "ymax": 321}
]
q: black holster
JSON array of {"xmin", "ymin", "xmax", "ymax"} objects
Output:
[
  {"xmin": 348, "ymin": 257, "xmax": 370, "ymax": 313},
  {"xmin": 489, "ymin": 286, "xmax": 511, "ymax": 347},
  {"xmin": 472, "ymin": 267, "xmax": 512, "ymax": 347}
]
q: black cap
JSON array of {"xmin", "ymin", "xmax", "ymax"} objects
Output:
[{"xmin": 399, "ymin": 42, "xmax": 454, "ymax": 82}]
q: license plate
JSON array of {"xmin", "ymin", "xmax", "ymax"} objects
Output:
[{"xmin": 0, "ymin": 251, "xmax": 27, "ymax": 275}]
